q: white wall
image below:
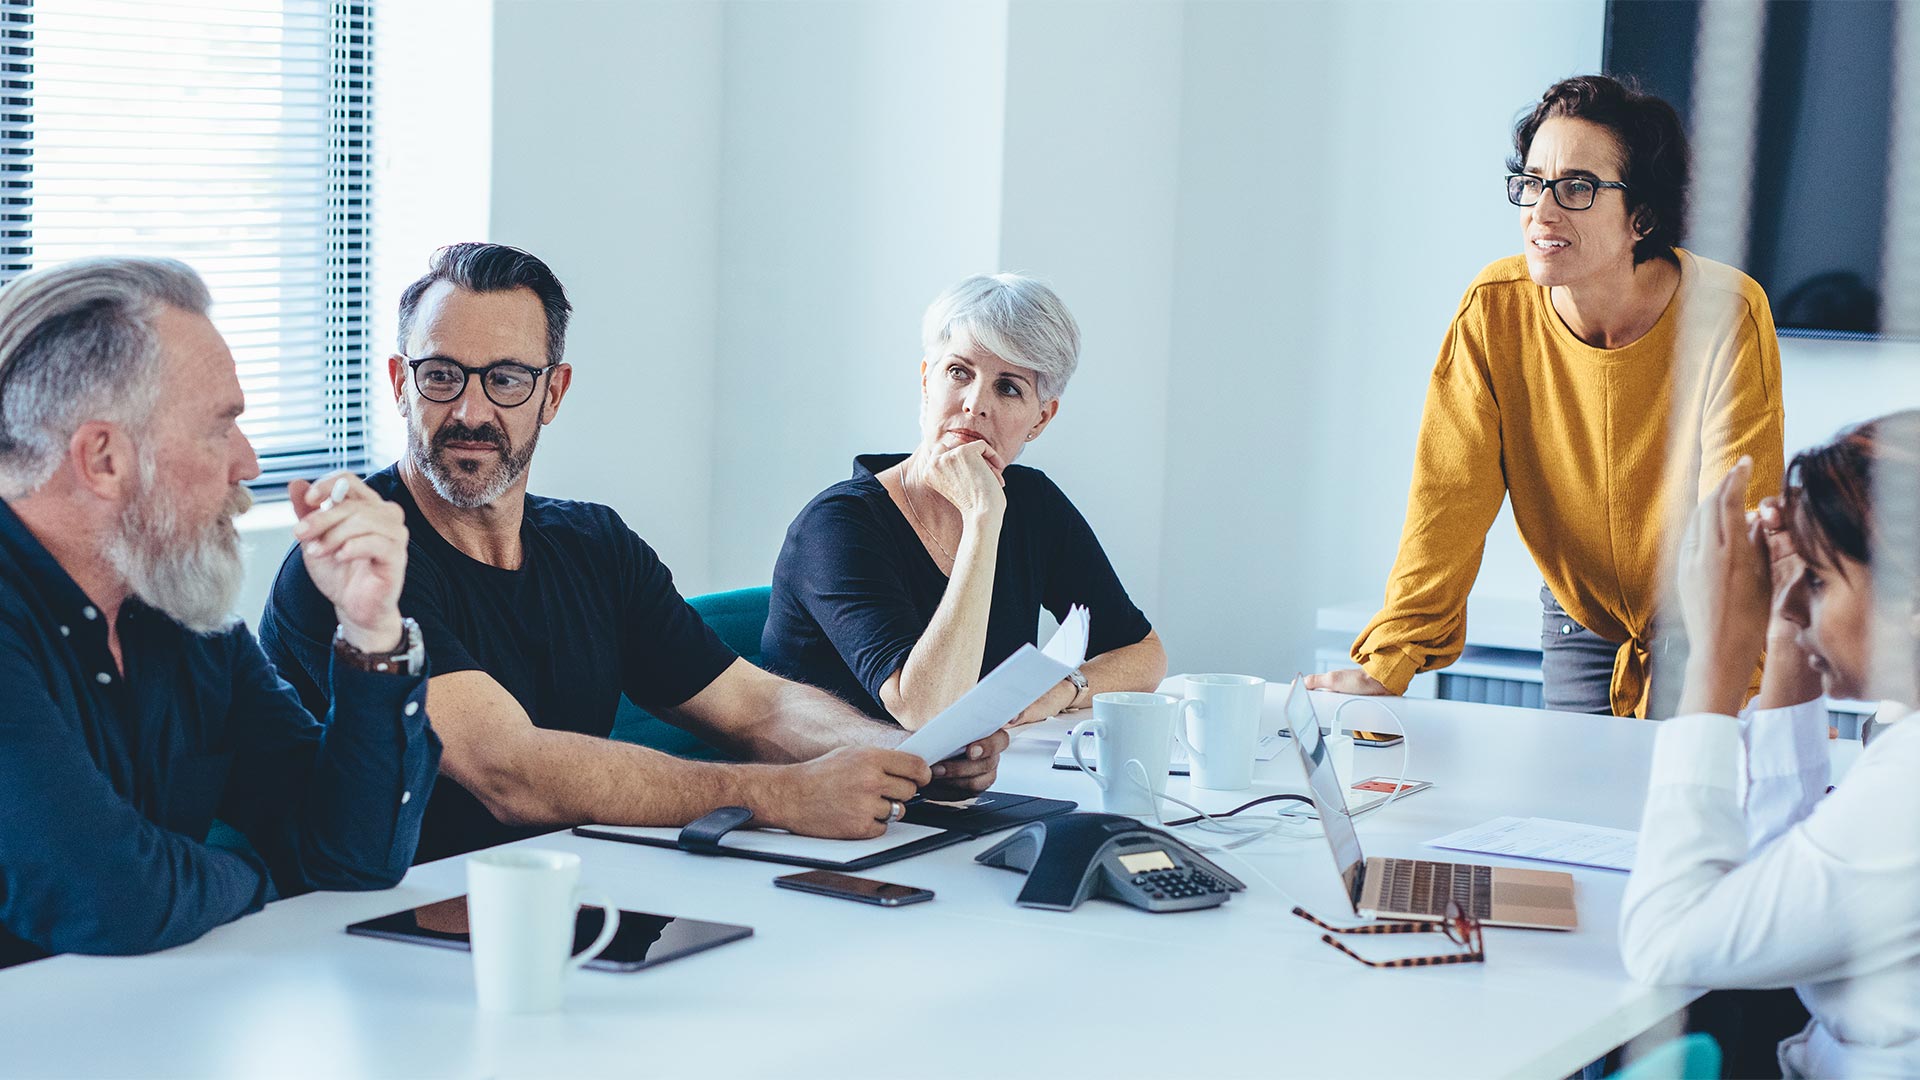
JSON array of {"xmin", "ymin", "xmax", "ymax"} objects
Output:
[
  {"xmin": 491, "ymin": 0, "xmax": 724, "ymax": 585},
  {"xmin": 1156, "ymin": 0, "xmax": 1606, "ymax": 676},
  {"xmin": 239, "ymin": 0, "xmax": 1918, "ymax": 684},
  {"xmin": 994, "ymin": 0, "xmax": 1186, "ymax": 622},
  {"xmin": 235, "ymin": 0, "xmax": 495, "ymax": 628},
  {"xmin": 706, "ymin": 0, "xmax": 1011, "ymax": 590}
]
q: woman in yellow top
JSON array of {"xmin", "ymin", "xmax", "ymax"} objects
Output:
[{"xmin": 1308, "ymin": 75, "xmax": 1784, "ymax": 718}]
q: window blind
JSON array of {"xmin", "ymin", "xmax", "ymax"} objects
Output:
[{"xmin": 3, "ymin": 0, "xmax": 372, "ymax": 493}]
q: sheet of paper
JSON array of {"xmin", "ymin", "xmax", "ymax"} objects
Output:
[
  {"xmin": 1425, "ymin": 816, "xmax": 1637, "ymax": 872},
  {"xmin": 583, "ymin": 821, "xmax": 946, "ymax": 862},
  {"xmin": 897, "ymin": 643, "xmax": 1074, "ymax": 764},
  {"xmin": 1040, "ymin": 604, "xmax": 1090, "ymax": 668}
]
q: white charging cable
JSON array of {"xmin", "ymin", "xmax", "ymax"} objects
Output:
[
  {"xmin": 1329, "ymin": 696, "xmax": 1415, "ymax": 819},
  {"xmin": 1099, "ymin": 696, "xmax": 1418, "ymax": 903}
]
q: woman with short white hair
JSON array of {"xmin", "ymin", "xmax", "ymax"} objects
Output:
[{"xmin": 762, "ymin": 273, "xmax": 1166, "ymax": 734}]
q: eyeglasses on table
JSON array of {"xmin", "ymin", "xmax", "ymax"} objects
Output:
[{"xmin": 1292, "ymin": 902, "xmax": 1485, "ymax": 969}]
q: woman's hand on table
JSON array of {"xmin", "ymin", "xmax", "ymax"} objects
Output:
[{"xmin": 1303, "ymin": 668, "xmax": 1391, "ymax": 695}]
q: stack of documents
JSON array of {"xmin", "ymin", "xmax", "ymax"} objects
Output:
[{"xmin": 1426, "ymin": 816, "xmax": 1637, "ymax": 872}]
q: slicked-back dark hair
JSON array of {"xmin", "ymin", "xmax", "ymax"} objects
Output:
[
  {"xmin": 1507, "ymin": 75, "xmax": 1688, "ymax": 267},
  {"xmin": 396, "ymin": 243, "xmax": 573, "ymax": 365}
]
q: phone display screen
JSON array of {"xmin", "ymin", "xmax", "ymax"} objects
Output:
[
  {"xmin": 346, "ymin": 897, "xmax": 753, "ymax": 972},
  {"xmin": 1117, "ymin": 850, "xmax": 1176, "ymax": 873}
]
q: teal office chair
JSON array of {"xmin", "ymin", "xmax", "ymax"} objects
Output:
[
  {"xmin": 1606, "ymin": 1034, "xmax": 1721, "ymax": 1080},
  {"xmin": 609, "ymin": 586, "xmax": 772, "ymax": 761}
]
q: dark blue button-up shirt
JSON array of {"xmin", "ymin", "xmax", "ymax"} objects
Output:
[{"xmin": 0, "ymin": 498, "xmax": 441, "ymax": 968}]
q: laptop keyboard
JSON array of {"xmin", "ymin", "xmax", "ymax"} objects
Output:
[{"xmin": 1378, "ymin": 858, "xmax": 1493, "ymax": 920}]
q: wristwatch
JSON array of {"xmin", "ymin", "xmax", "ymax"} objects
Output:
[
  {"xmin": 333, "ymin": 617, "xmax": 424, "ymax": 676},
  {"xmin": 1065, "ymin": 668, "xmax": 1089, "ymax": 706}
]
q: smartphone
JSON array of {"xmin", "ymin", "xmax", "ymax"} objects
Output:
[
  {"xmin": 774, "ymin": 870, "xmax": 934, "ymax": 906},
  {"xmin": 1345, "ymin": 729, "xmax": 1405, "ymax": 747}
]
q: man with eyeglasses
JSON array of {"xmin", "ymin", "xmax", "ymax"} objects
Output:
[{"xmin": 260, "ymin": 243, "xmax": 1008, "ymax": 864}]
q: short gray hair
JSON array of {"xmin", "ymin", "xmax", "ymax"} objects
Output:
[
  {"xmin": 0, "ymin": 257, "xmax": 210, "ymax": 498},
  {"xmin": 921, "ymin": 273, "xmax": 1080, "ymax": 401}
]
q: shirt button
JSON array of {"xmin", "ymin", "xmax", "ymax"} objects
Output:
[
  {"xmin": 403, "ymin": 701, "xmax": 419, "ymax": 717},
  {"xmin": 400, "ymin": 791, "xmax": 412, "ymax": 805},
  {"xmin": 95, "ymin": 672, "xmax": 111, "ymax": 684},
  {"xmin": 82, "ymin": 606, "xmax": 98, "ymax": 621},
  {"xmin": 58, "ymin": 625, "xmax": 69, "ymax": 637},
  {"xmin": 1560, "ymin": 624, "xmax": 1574, "ymax": 635}
]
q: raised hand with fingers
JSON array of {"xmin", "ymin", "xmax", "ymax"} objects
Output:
[
  {"xmin": 919, "ymin": 439, "xmax": 1007, "ymax": 520},
  {"xmin": 288, "ymin": 471, "xmax": 410, "ymax": 652},
  {"xmin": 1675, "ymin": 457, "xmax": 1772, "ymax": 716}
]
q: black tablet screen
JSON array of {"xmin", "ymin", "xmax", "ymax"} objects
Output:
[{"xmin": 346, "ymin": 896, "xmax": 752, "ymax": 972}]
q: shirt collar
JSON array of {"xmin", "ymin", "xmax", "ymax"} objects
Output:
[
  {"xmin": 851, "ymin": 453, "xmax": 909, "ymax": 481},
  {"xmin": 0, "ymin": 496, "xmax": 106, "ymax": 621}
]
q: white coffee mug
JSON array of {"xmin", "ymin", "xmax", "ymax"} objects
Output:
[
  {"xmin": 467, "ymin": 848, "xmax": 621, "ymax": 1013},
  {"xmin": 1176, "ymin": 673, "xmax": 1267, "ymax": 791},
  {"xmin": 1068, "ymin": 692, "xmax": 1195, "ymax": 817}
]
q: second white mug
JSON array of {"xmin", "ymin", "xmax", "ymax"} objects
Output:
[
  {"xmin": 1068, "ymin": 691, "xmax": 1194, "ymax": 817},
  {"xmin": 1177, "ymin": 673, "xmax": 1267, "ymax": 790}
]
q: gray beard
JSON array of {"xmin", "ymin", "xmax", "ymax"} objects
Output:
[
  {"xmin": 105, "ymin": 457, "xmax": 251, "ymax": 635},
  {"xmin": 407, "ymin": 417, "xmax": 540, "ymax": 510}
]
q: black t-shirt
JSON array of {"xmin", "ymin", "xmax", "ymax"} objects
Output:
[
  {"xmin": 258, "ymin": 465, "xmax": 736, "ymax": 863},
  {"xmin": 761, "ymin": 453, "xmax": 1152, "ymax": 721}
]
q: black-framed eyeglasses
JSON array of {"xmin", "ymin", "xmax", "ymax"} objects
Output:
[
  {"xmin": 1506, "ymin": 173, "xmax": 1629, "ymax": 211},
  {"xmin": 1292, "ymin": 903, "xmax": 1486, "ymax": 969},
  {"xmin": 405, "ymin": 356, "xmax": 560, "ymax": 408}
]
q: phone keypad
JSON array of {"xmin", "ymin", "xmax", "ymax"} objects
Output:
[{"xmin": 1130, "ymin": 867, "xmax": 1231, "ymax": 904}]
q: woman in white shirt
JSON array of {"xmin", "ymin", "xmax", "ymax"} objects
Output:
[{"xmin": 1621, "ymin": 411, "xmax": 1920, "ymax": 1078}]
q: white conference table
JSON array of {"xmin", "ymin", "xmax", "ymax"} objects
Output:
[{"xmin": 0, "ymin": 687, "xmax": 1703, "ymax": 1079}]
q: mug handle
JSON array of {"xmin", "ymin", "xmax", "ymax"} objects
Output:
[
  {"xmin": 1067, "ymin": 719, "xmax": 1109, "ymax": 792},
  {"xmin": 566, "ymin": 889, "xmax": 621, "ymax": 974},
  {"xmin": 1173, "ymin": 698, "xmax": 1206, "ymax": 764}
]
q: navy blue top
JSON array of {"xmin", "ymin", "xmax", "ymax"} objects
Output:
[
  {"xmin": 260, "ymin": 465, "xmax": 738, "ymax": 863},
  {"xmin": 761, "ymin": 454, "xmax": 1153, "ymax": 721},
  {"xmin": 0, "ymin": 499, "xmax": 438, "ymax": 970}
]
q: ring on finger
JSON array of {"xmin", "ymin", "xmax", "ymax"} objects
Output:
[{"xmin": 888, "ymin": 799, "xmax": 905, "ymax": 823}]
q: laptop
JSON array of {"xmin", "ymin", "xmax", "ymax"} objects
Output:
[{"xmin": 1282, "ymin": 678, "xmax": 1578, "ymax": 931}]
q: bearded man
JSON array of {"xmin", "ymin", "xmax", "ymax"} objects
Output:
[
  {"xmin": 262, "ymin": 244, "xmax": 1007, "ymax": 864},
  {"xmin": 0, "ymin": 257, "xmax": 440, "ymax": 969}
]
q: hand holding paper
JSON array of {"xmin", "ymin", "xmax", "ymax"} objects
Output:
[{"xmin": 898, "ymin": 606, "xmax": 1090, "ymax": 765}]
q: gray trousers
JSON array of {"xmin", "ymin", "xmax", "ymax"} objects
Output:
[
  {"xmin": 1539, "ymin": 585, "xmax": 1618, "ymax": 714},
  {"xmin": 1540, "ymin": 584, "xmax": 1687, "ymax": 719}
]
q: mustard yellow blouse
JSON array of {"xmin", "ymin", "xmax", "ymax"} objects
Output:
[{"xmin": 1352, "ymin": 250, "xmax": 1785, "ymax": 717}]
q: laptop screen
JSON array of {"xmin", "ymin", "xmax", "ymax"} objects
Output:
[{"xmin": 1283, "ymin": 679, "xmax": 1365, "ymax": 902}]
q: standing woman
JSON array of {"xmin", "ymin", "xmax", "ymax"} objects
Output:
[
  {"xmin": 1622, "ymin": 418, "xmax": 1920, "ymax": 1077},
  {"xmin": 1308, "ymin": 75, "xmax": 1785, "ymax": 717},
  {"xmin": 761, "ymin": 274, "xmax": 1165, "ymax": 732}
]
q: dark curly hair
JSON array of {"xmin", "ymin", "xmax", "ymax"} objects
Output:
[
  {"xmin": 1508, "ymin": 75, "xmax": 1689, "ymax": 267},
  {"xmin": 1786, "ymin": 410, "xmax": 1920, "ymax": 581}
]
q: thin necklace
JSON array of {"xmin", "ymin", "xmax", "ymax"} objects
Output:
[{"xmin": 899, "ymin": 473, "xmax": 955, "ymax": 565}]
